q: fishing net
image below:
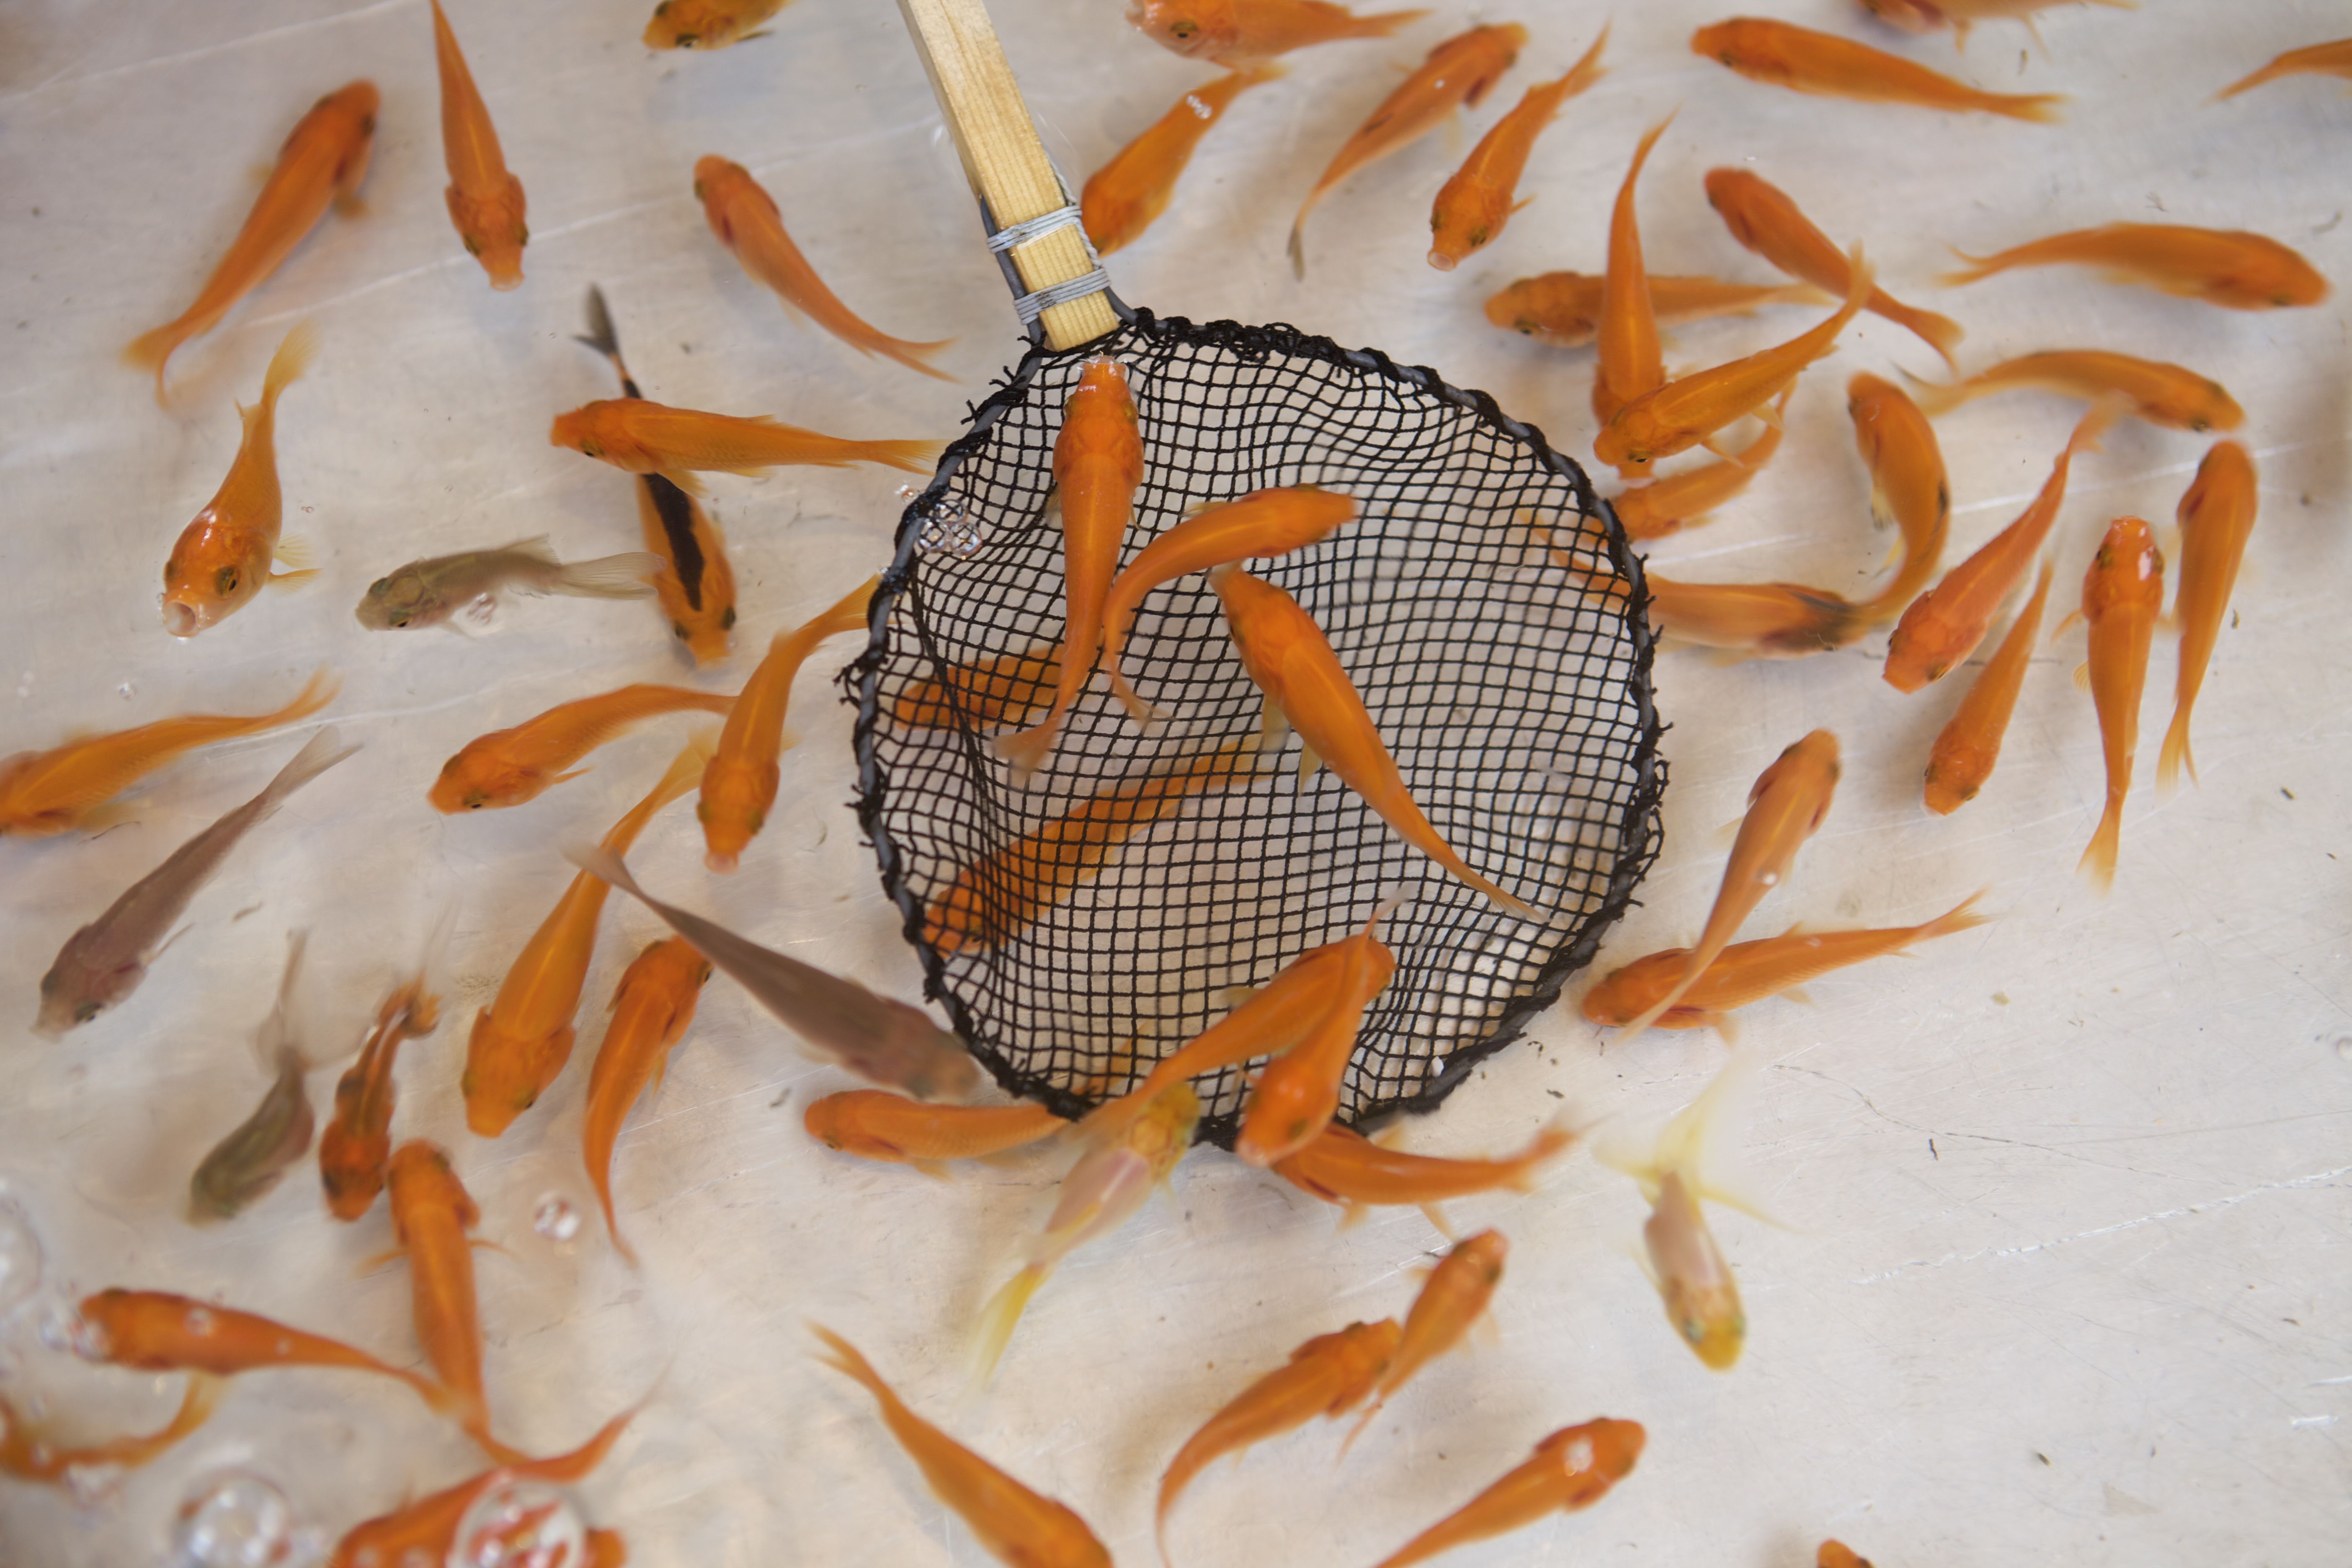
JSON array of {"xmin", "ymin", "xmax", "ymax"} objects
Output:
[{"xmin": 845, "ymin": 309, "xmax": 1664, "ymax": 1149}]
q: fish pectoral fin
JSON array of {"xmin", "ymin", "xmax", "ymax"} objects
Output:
[
  {"xmin": 549, "ymin": 767, "xmax": 593, "ymax": 787},
  {"xmin": 266, "ymin": 567, "xmax": 321, "ymax": 589},
  {"xmin": 2072, "ymin": 661, "xmax": 2091, "ymax": 693},
  {"xmin": 355, "ymin": 1244, "xmax": 406, "ymax": 1275},
  {"xmin": 1336, "ymin": 1201, "xmax": 1373, "ymax": 1231},
  {"xmin": 333, "ymin": 192, "xmax": 369, "ymax": 219},
  {"xmin": 1778, "ymin": 985, "xmax": 1815, "ymax": 1008},
  {"xmin": 1419, "ymin": 1202, "xmax": 1457, "ymax": 1240},
  {"xmin": 1509, "ymin": 196, "xmax": 1534, "ymax": 214},
  {"xmin": 273, "ymin": 537, "xmax": 316, "ymax": 569},
  {"xmin": 1295, "ymin": 738, "xmax": 1326, "ymax": 785},
  {"xmin": 910, "ymin": 1159, "xmax": 954, "ymax": 1183},
  {"xmin": 1256, "ymin": 693, "xmax": 1292, "ymax": 753},
  {"xmin": 1470, "ymin": 1309, "xmax": 1503, "ymax": 1352},
  {"xmin": 660, "ymin": 467, "xmax": 709, "ymax": 498}
]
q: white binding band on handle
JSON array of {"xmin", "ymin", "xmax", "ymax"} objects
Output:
[
  {"xmin": 985, "ymin": 203, "xmax": 1085, "ymax": 253},
  {"xmin": 985, "ymin": 204, "xmax": 1113, "ymax": 327}
]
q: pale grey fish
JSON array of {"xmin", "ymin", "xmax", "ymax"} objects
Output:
[
  {"xmin": 355, "ymin": 536, "xmax": 662, "ymax": 630},
  {"xmin": 188, "ymin": 930, "xmax": 316, "ymax": 1225},
  {"xmin": 568, "ymin": 845, "xmax": 980, "ymax": 1102},
  {"xmin": 35, "ymin": 728, "xmax": 358, "ymax": 1038}
]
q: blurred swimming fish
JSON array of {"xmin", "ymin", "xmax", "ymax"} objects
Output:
[
  {"xmin": 160, "ymin": 323, "xmax": 322, "ymax": 638},
  {"xmin": 1127, "ymin": 0, "xmax": 1424, "ymax": 62},
  {"xmin": 1691, "ymin": 17, "xmax": 2064, "ymax": 119},
  {"xmin": 582, "ymin": 936, "xmax": 711, "ymax": 1264},
  {"xmin": 357, "ymin": 539, "xmax": 658, "ymax": 630},
  {"xmin": 430, "ymin": 681, "xmax": 730, "ymax": 812},
  {"xmin": 188, "ymin": 931, "xmax": 318, "ymax": 1223},
  {"xmin": 1232, "ymin": 898, "xmax": 1401, "ymax": 1168},
  {"xmin": 1368, "ymin": 1417, "xmax": 1645, "ymax": 1565},
  {"xmin": 1347, "ymin": 1230, "xmax": 1507, "ymax": 1446},
  {"xmin": 644, "ymin": 0, "xmax": 786, "ymax": 49},
  {"xmin": 892, "ymin": 643, "xmax": 1063, "ymax": 732},
  {"xmin": 1591, "ymin": 115, "xmax": 1673, "ymax": 463},
  {"xmin": 386, "ymin": 1140, "xmax": 515, "ymax": 1460},
  {"xmin": 1902, "ymin": 349, "xmax": 2241, "ymax": 433},
  {"xmin": 1427, "ymin": 32, "xmax": 1608, "ymax": 271},
  {"xmin": 1941, "ymin": 222, "xmax": 2328, "ymax": 309},
  {"xmin": 431, "ymin": 0, "xmax": 526, "ymax": 288},
  {"xmin": 1847, "ymin": 371, "xmax": 1950, "ymax": 617}
]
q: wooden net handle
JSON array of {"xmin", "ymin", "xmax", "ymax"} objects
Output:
[{"xmin": 895, "ymin": 0, "xmax": 1121, "ymax": 351}]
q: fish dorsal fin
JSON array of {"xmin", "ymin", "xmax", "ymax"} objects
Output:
[
  {"xmin": 1296, "ymin": 738, "xmax": 1325, "ymax": 784},
  {"xmin": 499, "ymin": 535, "xmax": 560, "ymax": 563}
]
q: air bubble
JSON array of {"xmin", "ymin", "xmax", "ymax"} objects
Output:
[
  {"xmin": 118, "ymin": 682, "xmax": 136, "ymax": 699},
  {"xmin": 184, "ymin": 1306, "xmax": 217, "ymax": 1336},
  {"xmin": 450, "ymin": 1478, "xmax": 588, "ymax": 1568},
  {"xmin": 2336, "ymin": 1037, "xmax": 2352, "ymax": 1061},
  {"xmin": 172, "ymin": 1472, "xmax": 297, "ymax": 1567},
  {"xmin": 531, "ymin": 1195, "xmax": 580, "ymax": 1243},
  {"xmin": 0, "ymin": 1198, "xmax": 41, "ymax": 1313},
  {"xmin": 916, "ymin": 498, "xmax": 985, "ymax": 558},
  {"xmin": 64, "ymin": 1459, "xmax": 125, "ymax": 1508}
]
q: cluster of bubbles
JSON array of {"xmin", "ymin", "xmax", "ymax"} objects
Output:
[
  {"xmin": 169, "ymin": 1472, "xmax": 320, "ymax": 1568},
  {"xmin": 531, "ymin": 1194, "xmax": 581, "ymax": 1243},
  {"xmin": 451, "ymin": 1478, "xmax": 589, "ymax": 1568}
]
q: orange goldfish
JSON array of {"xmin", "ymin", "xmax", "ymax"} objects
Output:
[
  {"xmin": 2076, "ymin": 515, "xmax": 2164, "ymax": 892},
  {"xmin": 430, "ymin": 681, "xmax": 730, "ymax": 812},
  {"xmin": 1084, "ymin": 66, "xmax": 1284, "ymax": 258},
  {"xmin": 1369, "ymin": 1417, "xmax": 1645, "ymax": 1566},
  {"xmin": 1635, "ymin": 573, "xmax": 1870, "ymax": 659},
  {"xmin": 644, "ymin": 0, "xmax": 786, "ymax": 49},
  {"xmin": 995, "ymin": 359, "xmax": 1145, "ymax": 782},
  {"xmin": 431, "ymin": 0, "xmax": 526, "ymax": 289},
  {"xmin": 1705, "ymin": 168, "xmax": 1962, "ymax": 369},
  {"xmin": 1820, "ymin": 1541, "xmax": 1874, "ymax": 1568},
  {"xmin": 1288, "ymin": 23, "xmax": 1529, "ymax": 276},
  {"xmin": 1884, "ymin": 402, "xmax": 2109, "ymax": 692},
  {"xmin": 462, "ymin": 737, "xmax": 710, "ymax": 1137},
  {"xmin": 696, "ymin": 155, "xmax": 952, "ymax": 379},
  {"xmin": 1610, "ymin": 731, "xmax": 1840, "ymax": 1046},
  {"xmin": 2159, "ymin": 441, "xmax": 2257, "ymax": 793},
  {"xmin": 1585, "ymin": 891, "xmax": 1988, "ymax": 1031},
  {"xmin": 1348, "ymin": 1230, "xmax": 1507, "ymax": 1444},
  {"xmin": 583, "ymin": 937, "xmax": 710, "ymax": 1264},
  {"xmin": 1127, "ymin": 0, "xmax": 1424, "ymax": 62},
  {"xmin": 1427, "ymin": 31, "xmax": 1609, "ymax": 271},
  {"xmin": 1942, "ymin": 222, "xmax": 2328, "ymax": 309},
  {"xmin": 75, "ymin": 1289, "xmax": 446, "ymax": 1413},
  {"xmin": 813, "ymin": 1326, "xmax": 1112, "ymax": 1568},
  {"xmin": 1591, "ymin": 115, "xmax": 1674, "ymax": 456},
  {"xmin": 1594, "ymin": 248, "xmax": 1873, "ymax": 470},
  {"xmin": 0, "ymin": 1378, "xmax": 223, "ymax": 1485},
  {"xmin": 1690, "ymin": 17, "xmax": 2064, "ymax": 120},
  {"xmin": 550, "ymin": 398, "xmax": 941, "ymax": 486},
  {"xmin": 2215, "ymin": 38, "xmax": 2352, "ymax": 100},
  {"xmin": 701, "ymin": 575, "xmax": 876, "ymax": 870},
  {"xmin": 577, "ymin": 286, "xmax": 740, "ymax": 666},
  {"xmin": 1848, "ymin": 371, "xmax": 1950, "ymax": 616},
  {"xmin": 925, "ymin": 743, "xmax": 1262, "ymax": 952},
  {"xmin": 320, "ymin": 962, "xmax": 440, "ymax": 1222},
  {"xmin": 0, "ymin": 667, "xmax": 334, "ymax": 838},
  {"xmin": 1485, "ymin": 272, "xmax": 1826, "ymax": 350},
  {"xmin": 1212, "ymin": 565, "xmax": 1535, "ymax": 914},
  {"xmin": 160, "ymin": 322, "xmax": 321, "ymax": 637},
  {"xmin": 1904, "ymin": 349, "xmax": 2242, "ymax": 433},
  {"xmin": 327, "ymin": 1406, "xmax": 637, "ymax": 1568},
  {"xmin": 805, "ymin": 1091, "xmax": 1066, "ymax": 1170},
  {"xmin": 1610, "ymin": 392, "xmax": 1787, "ymax": 542},
  {"xmin": 973, "ymin": 1081, "xmax": 1198, "ymax": 1385},
  {"xmin": 892, "ymin": 643, "xmax": 1062, "ymax": 731},
  {"xmin": 1274, "ymin": 1119, "xmax": 1572, "ymax": 1223},
  {"xmin": 1099, "ymin": 485, "xmax": 1355, "ymax": 724},
  {"xmin": 1233, "ymin": 901, "xmax": 1401, "ymax": 1168},
  {"xmin": 1924, "ymin": 562, "xmax": 2052, "ymax": 814},
  {"xmin": 124, "ymin": 82, "xmax": 377, "ymax": 400},
  {"xmin": 1158, "ymin": 1318, "xmax": 1401, "ymax": 1558},
  {"xmin": 384, "ymin": 1140, "xmax": 513, "ymax": 1459}
]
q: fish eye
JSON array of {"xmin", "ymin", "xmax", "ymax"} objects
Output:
[
  {"xmin": 463, "ymin": 794, "xmax": 485, "ymax": 810},
  {"xmin": 389, "ymin": 613, "xmax": 409, "ymax": 628},
  {"xmin": 464, "ymin": 235, "xmax": 481, "ymax": 255},
  {"xmin": 720, "ymin": 606, "xmax": 737, "ymax": 629},
  {"xmin": 673, "ymin": 621, "xmax": 690, "ymax": 640},
  {"xmin": 654, "ymin": 1, "xmax": 668, "ymax": 11},
  {"xmin": 1682, "ymin": 1319, "xmax": 1707, "ymax": 1344},
  {"xmin": 692, "ymin": 181, "xmax": 707, "ymax": 201},
  {"xmin": 216, "ymin": 566, "xmax": 240, "ymax": 595},
  {"xmin": 580, "ymin": 438, "xmax": 603, "ymax": 456},
  {"xmin": 676, "ymin": 31, "xmax": 698, "ymax": 44},
  {"xmin": 1469, "ymin": 227, "xmax": 1488, "ymax": 245},
  {"xmin": 1170, "ymin": 19, "xmax": 1195, "ymax": 35},
  {"xmin": 516, "ymin": 223, "xmax": 529, "ymax": 243},
  {"xmin": 75, "ymin": 1002, "xmax": 100, "ymax": 1023}
]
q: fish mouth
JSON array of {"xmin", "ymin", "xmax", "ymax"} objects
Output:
[{"xmin": 159, "ymin": 598, "xmax": 202, "ymax": 637}]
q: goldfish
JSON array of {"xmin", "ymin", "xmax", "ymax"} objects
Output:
[
  {"xmin": 701, "ymin": 575, "xmax": 876, "ymax": 871},
  {"xmin": 1903, "ymin": 349, "xmax": 2242, "ymax": 433},
  {"xmin": 1157, "ymin": 1317, "xmax": 1400, "ymax": 1558},
  {"xmin": 643, "ymin": 0, "xmax": 785, "ymax": 49},
  {"xmin": 1083, "ymin": 65, "xmax": 1284, "ymax": 258},
  {"xmin": 1609, "ymin": 730, "xmax": 1841, "ymax": 1047},
  {"xmin": 320, "ymin": 956, "xmax": 441, "ymax": 1222},
  {"xmin": 1847, "ymin": 371, "xmax": 1950, "ymax": 616},
  {"xmin": 357, "ymin": 538, "xmax": 658, "ymax": 631},
  {"xmin": 462, "ymin": 737, "xmax": 709, "ymax": 1137},
  {"xmin": 1127, "ymin": 0, "xmax": 1424, "ymax": 62},
  {"xmin": 1427, "ymin": 31, "xmax": 1609, "ymax": 271},
  {"xmin": 385, "ymin": 1140, "xmax": 513, "ymax": 1458},
  {"xmin": 327, "ymin": 1406, "xmax": 637, "ymax": 1568},
  {"xmin": 188, "ymin": 932, "xmax": 317, "ymax": 1223},
  {"xmin": 1232, "ymin": 900, "xmax": 1401, "ymax": 1168},
  {"xmin": 924, "ymin": 743, "xmax": 1262, "ymax": 953},
  {"xmin": 160, "ymin": 322, "xmax": 321, "ymax": 637},
  {"xmin": 1690, "ymin": 17, "xmax": 2065, "ymax": 120},
  {"xmin": 2076, "ymin": 516, "xmax": 2164, "ymax": 892},
  {"xmin": 124, "ymin": 82, "xmax": 377, "ymax": 400},
  {"xmin": 550, "ymin": 398, "xmax": 941, "ymax": 487},
  {"xmin": 571, "ymin": 845, "xmax": 980, "ymax": 1101},
  {"xmin": 1632, "ymin": 573, "xmax": 1870, "ymax": 659},
  {"xmin": 2215, "ymin": 38, "xmax": 2352, "ymax": 100},
  {"xmin": 1347, "ymin": 1230, "xmax": 1507, "ymax": 1446},
  {"xmin": 1924, "ymin": 562, "xmax": 2053, "ymax": 814},
  {"xmin": 893, "ymin": 644, "xmax": 1062, "ymax": 731},
  {"xmin": 995, "ymin": 360, "xmax": 1145, "ymax": 782},
  {"xmin": 1594, "ymin": 247, "xmax": 1874, "ymax": 470},
  {"xmin": 1820, "ymin": 1541, "xmax": 1875, "ymax": 1568},
  {"xmin": 430, "ymin": 0, "xmax": 526, "ymax": 288},
  {"xmin": 1885, "ymin": 402, "xmax": 2109, "ymax": 692},
  {"xmin": 36, "ymin": 729, "xmax": 354, "ymax": 1038},
  {"xmin": 1368, "ymin": 1417, "xmax": 1646, "ymax": 1566},
  {"xmin": 0, "ymin": 669, "xmax": 335, "ymax": 840},
  {"xmin": 812, "ymin": 1326, "xmax": 1112, "ymax": 1568},
  {"xmin": 1704, "ymin": 168, "xmax": 1962, "ymax": 369},
  {"xmin": 583, "ymin": 937, "xmax": 711, "ymax": 1264},
  {"xmin": 1942, "ymin": 222, "xmax": 2328, "ymax": 309},
  {"xmin": 1586, "ymin": 891, "xmax": 1989, "ymax": 1032},
  {"xmin": 1288, "ymin": 23, "xmax": 1529, "ymax": 276},
  {"xmin": 73, "ymin": 1287, "xmax": 451, "ymax": 1419},
  {"xmin": 1853, "ymin": 0, "xmax": 1949, "ymax": 34},
  {"xmin": 1609, "ymin": 392, "xmax": 1788, "ymax": 542},
  {"xmin": 2159, "ymin": 442, "xmax": 2258, "ymax": 793},
  {"xmin": 0, "ymin": 1378, "xmax": 223, "ymax": 1485},
  {"xmin": 1273, "ymin": 1119, "xmax": 1572, "ymax": 1225},
  {"xmin": 1484, "ymin": 272, "xmax": 1826, "ymax": 350},
  {"xmin": 430, "ymin": 682, "xmax": 730, "ymax": 812},
  {"xmin": 805, "ymin": 1091, "xmax": 1067, "ymax": 1171},
  {"xmin": 1099, "ymin": 485, "xmax": 1355, "ymax": 724},
  {"xmin": 1591, "ymin": 116, "xmax": 1673, "ymax": 456},
  {"xmin": 1212, "ymin": 565, "xmax": 1535, "ymax": 914},
  {"xmin": 696, "ymin": 155, "xmax": 952, "ymax": 379},
  {"xmin": 1869, "ymin": 0, "xmax": 2131, "ymax": 52},
  {"xmin": 576, "ymin": 286, "xmax": 740, "ymax": 665},
  {"xmin": 972, "ymin": 1081, "xmax": 1198, "ymax": 1385}
]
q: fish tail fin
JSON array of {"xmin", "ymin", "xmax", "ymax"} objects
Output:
[
  {"xmin": 1915, "ymin": 888, "xmax": 1994, "ymax": 945},
  {"xmin": 1346, "ymin": 6, "xmax": 1427, "ymax": 39},
  {"xmin": 123, "ymin": 321, "xmax": 187, "ymax": 404},
  {"xmin": 1107, "ymin": 662, "xmax": 1165, "ymax": 727},
  {"xmin": 260, "ymin": 320, "xmax": 322, "ymax": 414},
  {"xmin": 576, "ymin": 283, "xmax": 623, "ymax": 363},
  {"xmin": 554, "ymin": 551, "xmax": 665, "ymax": 599},
  {"xmin": 993, "ymin": 701, "xmax": 1070, "ymax": 787},
  {"xmin": 874, "ymin": 335, "xmax": 959, "ymax": 382},
  {"xmin": 2211, "ymin": 64, "xmax": 2279, "ymax": 102},
  {"xmin": 566, "ymin": 841, "xmax": 650, "ymax": 904},
  {"xmin": 1509, "ymin": 1115, "xmax": 1581, "ymax": 1191},
  {"xmin": 259, "ymin": 726, "xmax": 360, "ymax": 811},
  {"xmin": 589, "ymin": 1145, "xmax": 638, "ymax": 1267},
  {"xmin": 874, "ymin": 438, "xmax": 945, "ymax": 474},
  {"xmin": 1831, "ymin": 241, "xmax": 1875, "ymax": 326},
  {"xmin": 1896, "ymin": 364, "xmax": 1965, "ymax": 417},
  {"xmin": 1935, "ymin": 245, "xmax": 2002, "ymax": 289},
  {"xmin": 464, "ymin": 1418, "xmax": 537, "ymax": 1468},
  {"xmin": 2156, "ymin": 707, "xmax": 2197, "ymax": 796},
  {"xmin": 809, "ymin": 1322, "xmax": 896, "ymax": 1407},
  {"xmin": 1998, "ymin": 92, "xmax": 2068, "ymax": 125},
  {"xmin": 2077, "ymin": 798, "xmax": 2122, "ymax": 893},
  {"xmin": 1894, "ymin": 303, "xmax": 1966, "ymax": 372},
  {"xmin": 262, "ymin": 665, "xmax": 342, "ymax": 731},
  {"xmin": 970, "ymin": 1263, "xmax": 1049, "ymax": 1389}
]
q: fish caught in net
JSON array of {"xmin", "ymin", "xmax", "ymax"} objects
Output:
[{"xmin": 847, "ymin": 308, "xmax": 1663, "ymax": 1148}]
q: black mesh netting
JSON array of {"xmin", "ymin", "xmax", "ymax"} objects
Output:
[{"xmin": 845, "ymin": 310, "xmax": 1664, "ymax": 1148}]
